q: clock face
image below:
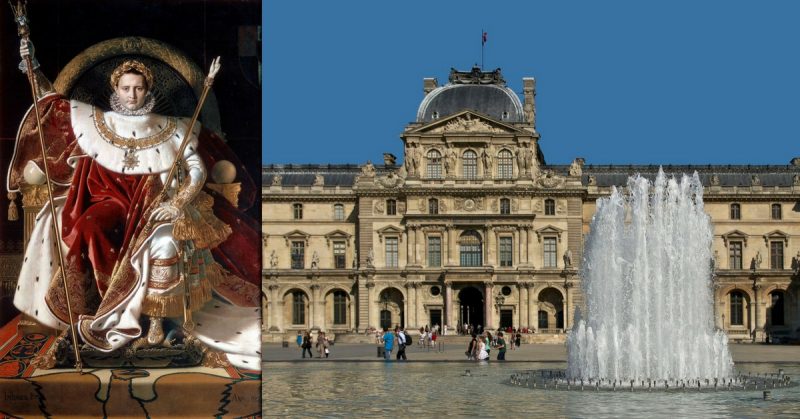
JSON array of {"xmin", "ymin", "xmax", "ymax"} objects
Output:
[{"xmin": 464, "ymin": 199, "xmax": 476, "ymax": 211}]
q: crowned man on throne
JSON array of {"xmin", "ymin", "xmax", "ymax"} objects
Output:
[{"xmin": 6, "ymin": 33, "xmax": 262, "ymax": 369}]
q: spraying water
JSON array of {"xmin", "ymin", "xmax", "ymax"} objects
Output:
[{"xmin": 567, "ymin": 169, "xmax": 733, "ymax": 382}]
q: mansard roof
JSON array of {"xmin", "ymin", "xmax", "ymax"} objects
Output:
[
  {"xmin": 578, "ymin": 164, "xmax": 800, "ymax": 187},
  {"xmin": 263, "ymin": 162, "xmax": 799, "ymax": 188},
  {"xmin": 263, "ymin": 164, "xmax": 389, "ymax": 187}
]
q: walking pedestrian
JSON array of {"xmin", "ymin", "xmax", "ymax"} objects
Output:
[
  {"xmin": 514, "ymin": 331, "xmax": 521, "ymax": 349},
  {"xmin": 396, "ymin": 327, "xmax": 408, "ymax": 361},
  {"xmin": 296, "ymin": 331, "xmax": 303, "ymax": 348},
  {"xmin": 466, "ymin": 334, "xmax": 477, "ymax": 360},
  {"xmin": 382, "ymin": 327, "xmax": 394, "ymax": 360},
  {"xmin": 495, "ymin": 332, "xmax": 507, "ymax": 361},
  {"xmin": 301, "ymin": 331, "xmax": 313, "ymax": 359}
]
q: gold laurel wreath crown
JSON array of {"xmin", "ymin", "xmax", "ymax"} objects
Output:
[{"xmin": 110, "ymin": 60, "xmax": 154, "ymax": 91}]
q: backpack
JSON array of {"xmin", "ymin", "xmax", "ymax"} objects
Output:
[{"xmin": 404, "ymin": 331, "xmax": 413, "ymax": 345}]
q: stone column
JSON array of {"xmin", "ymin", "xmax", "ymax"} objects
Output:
[
  {"xmin": 514, "ymin": 227, "xmax": 521, "ymax": 266},
  {"xmin": 753, "ymin": 283, "xmax": 762, "ymax": 342},
  {"xmin": 412, "ymin": 226, "xmax": 419, "ymax": 265},
  {"xmin": 522, "ymin": 226, "xmax": 531, "ymax": 265},
  {"xmin": 449, "ymin": 226, "xmax": 457, "ymax": 266},
  {"xmin": 310, "ymin": 284, "xmax": 321, "ymax": 330},
  {"xmin": 519, "ymin": 283, "xmax": 528, "ymax": 330},
  {"xmin": 268, "ymin": 283, "xmax": 281, "ymax": 332},
  {"xmin": 486, "ymin": 225, "xmax": 495, "ymax": 266},
  {"xmin": 349, "ymin": 291, "xmax": 357, "ymax": 332},
  {"xmin": 484, "ymin": 282, "xmax": 493, "ymax": 329},
  {"xmin": 529, "ymin": 287, "xmax": 538, "ymax": 330},
  {"xmin": 406, "ymin": 229, "xmax": 412, "ymax": 267},
  {"xmin": 444, "ymin": 224, "xmax": 452, "ymax": 265},
  {"xmin": 405, "ymin": 283, "xmax": 416, "ymax": 329},
  {"xmin": 414, "ymin": 283, "xmax": 421, "ymax": 330},
  {"xmin": 366, "ymin": 282, "xmax": 376, "ymax": 330},
  {"xmin": 563, "ymin": 281, "xmax": 572, "ymax": 330},
  {"xmin": 445, "ymin": 282, "xmax": 453, "ymax": 328}
]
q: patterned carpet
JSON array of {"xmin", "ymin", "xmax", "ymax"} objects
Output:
[{"xmin": 0, "ymin": 315, "xmax": 261, "ymax": 417}]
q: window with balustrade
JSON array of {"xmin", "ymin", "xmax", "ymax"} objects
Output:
[{"xmin": 459, "ymin": 231, "xmax": 482, "ymax": 267}]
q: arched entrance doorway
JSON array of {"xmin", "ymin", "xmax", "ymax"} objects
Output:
[
  {"xmin": 458, "ymin": 286, "xmax": 484, "ymax": 332},
  {"xmin": 538, "ymin": 287, "xmax": 564, "ymax": 330},
  {"xmin": 378, "ymin": 288, "xmax": 405, "ymax": 329}
]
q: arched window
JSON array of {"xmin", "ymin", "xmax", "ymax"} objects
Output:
[
  {"xmin": 293, "ymin": 203, "xmax": 303, "ymax": 219},
  {"xmin": 463, "ymin": 150, "xmax": 478, "ymax": 179},
  {"xmin": 730, "ymin": 291, "xmax": 744, "ymax": 326},
  {"xmin": 544, "ymin": 199, "xmax": 556, "ymax": 216},
  {"xmin": 771, "ymin": 203, "xmax": 782, "ymax": 220},
  {"xmin": 429, "ymin": 198, "xmax": 439, "ymax": 215},
  {"xmin": 500, "ymin": 198, "xmax": 511, "ymax": 215},
  {"xmin": 770, "ymin": 291, "xmax": 785, "ymax": 326},
  {"xmin": 427, "ymin": 149, "xmax": 442, "ymax": 179},
  {"xmin": 459, "ymin": 230, "xmax": 483, "ymax": 267},
  {"xmin": 333, "ymin": 291, "xmax": 348, "ymax": 325},
  {"xmin": 334, "ymin": 203, "xmax": 345, "ymax": 220},
  {"xmin": 730, "ymin": 203, "xmax": 741, "ymax": 220},
  {"xmin": 497, "ymin": 149, "xmax": 513, "ymax": 179},
  {"xmin": 292, "ymin": 291, "xmax": 306, "ymax": 325}
]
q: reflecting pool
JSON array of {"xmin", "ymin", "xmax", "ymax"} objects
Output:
[{"xmin": 263, "ymin": 361, "xmax": 800, "ymax": 417}]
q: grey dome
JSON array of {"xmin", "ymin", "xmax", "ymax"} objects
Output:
[{"xmin": 416, "ymin": 68, "xmax": 524, "ymax": 123}]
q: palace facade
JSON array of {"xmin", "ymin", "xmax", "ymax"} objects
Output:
[{"xmin": 263, "ymin": 67, "xmax": 800, "ymax": 343}]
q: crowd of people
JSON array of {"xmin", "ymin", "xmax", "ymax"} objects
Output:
[
  {"xmin": 293, "ymin": 325, "xmax": 523, "ymax": 362},
  {"xmin": 296, "ymin": 331, "xmax": 331, "ymax": 359}
]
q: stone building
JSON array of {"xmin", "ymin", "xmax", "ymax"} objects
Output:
[{"xmin": 263, "ymin": 66, "xmax": 800, "ymax": 343}]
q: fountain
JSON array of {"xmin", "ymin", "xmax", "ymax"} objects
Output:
[{"xmin": 566, "ymin": 169, "xmax": 733, "ymax": 384}]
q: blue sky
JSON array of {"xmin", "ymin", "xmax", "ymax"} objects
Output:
[{"xmin": 264, "ymin": 1, "xmax": 800, "ymax": 166}]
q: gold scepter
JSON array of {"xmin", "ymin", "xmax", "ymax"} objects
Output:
[
  {"xmin": 159, "ymin": 56, "xmax": 221, "ymax": 331},
  {"xmin": 9, "ymin": 0, "xmax": 82, "ymax": 371}
]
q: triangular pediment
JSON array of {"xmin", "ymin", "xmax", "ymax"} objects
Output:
[
  {"xmin": 377, "ymin": 225, "xmax": 404, "ymax": 242},
  {"xmin": 535, "ymin": 225, "xmax": 564, "ymax": 242},
  {"xmin": 283, "ymin": 229, "xmax": 310, "ymax": 245},
  {"xmin": 325, "ymin": 229, "xmax": 352, "ymax": 246},
  {"xmin": 410, "ymin": 110, "xmax": 523, "ymax": 135},
  {"xmin": 764, "ymin": 230, "xmax": 789, "ymax": 245},
  {"xmin": 722, "ymin": 229, "xmax": 749, "ymax": 247}
]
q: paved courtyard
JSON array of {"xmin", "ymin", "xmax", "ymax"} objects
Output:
[{"xmin": 263, "ymin": 337, "xmax": 800, "ymax": 363}]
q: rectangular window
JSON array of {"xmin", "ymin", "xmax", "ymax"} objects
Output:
[
  {"xmin": 291, "ymin": 241, "xmax": 305, "ymax": 269},
  {"xmin": 729, "ymin": 241, "xmax": 742, "ymax": 270},
  {"xmin": 386, "ymin": 199, "xmax": 397, "ymax": 215},
  {"xmin": 428, "ymin": 236, "xmax": 441, "ymax": 267},
  {"xmin": 334, "ymin": 204, "xmax": 345, "ymax": 220},
  {"xmin": 770, "ymin": 241, "xmax": 784, "ymax": 269},
  {"xmin": 385, "ymin": 237, "xmax": 399, "ymax": 268},
  {"xmin": 293, "ymin": 203, "xmax": 303, "ymax": 220},
  {"xmin": 543, "ymin": 237, "xmax": 557, "ymax": 268},
  {"xmin": 333, "ymin": 241, "xmax": 346, "ymax": 269},
  {"xmin": 499, "ymin": 237, "xmax": 513, "ymax": 267},
  {"xmin": 771, "ymin": 204, "xmax": 782, "ymax": 220}
]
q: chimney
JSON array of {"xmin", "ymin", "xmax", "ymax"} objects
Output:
[
  {"xmin": 423, "ymin": 77, "xmax": 438, "ymax": 95},
  {"xmin": 383, "ymin": 153, "xmax": 397, "ymax": 166},
  {"xmin": 523, "ymin": 77, "xmax": 536, "ymax": 128}
]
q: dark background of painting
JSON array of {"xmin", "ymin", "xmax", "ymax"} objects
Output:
[{"xmin": 0, "ymin": 0, "xmax": 261, "ymax": 325}]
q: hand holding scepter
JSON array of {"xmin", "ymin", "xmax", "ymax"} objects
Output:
[{"xmin": 10, "ymin": 0, "xmax": 83, "ymax": 372}]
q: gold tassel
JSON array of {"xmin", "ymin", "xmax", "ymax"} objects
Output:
[
  {"xmin": 141, "ymin": 278, "xmax": 214, "ymax": 318},
  {"xmin": 173, "ymin": 192, "xmax": 232, "ymax": 249},
  {"xmin": 7, "ymin": 192, "xmax": 18, "ymax": 221}
]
